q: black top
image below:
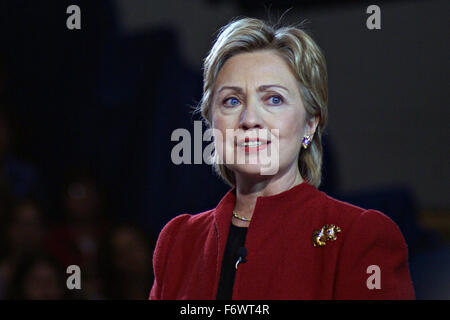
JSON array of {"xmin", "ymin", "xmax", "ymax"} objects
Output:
[{"xmin": 216, "ymin": 223, "xmax": 248, "ymax": 300}]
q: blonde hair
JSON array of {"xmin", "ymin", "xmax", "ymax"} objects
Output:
[{"xmin": 199, "ymin": 17, "xmax": 328, "ymax": 188}]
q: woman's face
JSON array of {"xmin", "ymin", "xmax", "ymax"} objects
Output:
[{"xmin": 211, "ymin": 49, "xmax": 317, "ymax": 181}]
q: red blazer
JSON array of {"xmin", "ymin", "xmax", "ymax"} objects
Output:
[{"xmin": 149, "ymin": 182, "xmax": 415, "ymax": 299}]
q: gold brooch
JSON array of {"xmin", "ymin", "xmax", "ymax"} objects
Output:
[{"xmin": 312, "ymin": 224, "xmax": 341, "ymax": 247}]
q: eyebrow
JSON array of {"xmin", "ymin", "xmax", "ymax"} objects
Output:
[
  {"xmin": 217, "ymin": 86, "xmax": 243, "ymax": 94},
  {"xmin": 217, "ymin": 84, "xmax": 290, "ymax": 94}
]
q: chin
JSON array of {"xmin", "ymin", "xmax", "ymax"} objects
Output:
[{"xmin": 229, "ymin": 163, "xmax": 277, "ymax": 179}]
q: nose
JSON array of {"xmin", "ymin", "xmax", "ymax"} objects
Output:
[{"xmin": 239, "ymin": 97, "xmax": 263, "ymax": 131}]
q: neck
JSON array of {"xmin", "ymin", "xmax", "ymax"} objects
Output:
[{"xmin": 232, "ymin": 163, "xmax": 303, "ymax": 227}]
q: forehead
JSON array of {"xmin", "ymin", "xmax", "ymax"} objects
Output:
[{"xmin": 215, "ymin": 49, "xmax": 297, "ymax": 89}]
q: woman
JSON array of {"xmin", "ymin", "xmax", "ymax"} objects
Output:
[{"xmin": 149, "ymin": 17, "xmax": 415, "ymax": 300}]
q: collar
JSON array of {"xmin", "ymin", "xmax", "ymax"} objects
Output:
[{"xmin": 213, "ymin": 181, "xmax": 318, "ymax": 254}]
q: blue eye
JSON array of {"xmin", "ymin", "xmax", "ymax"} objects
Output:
[
  {"xmin": 269, "ymin": 95, "xmax": 283, "ymax": 105},
  {"xmin": 224, "ymin": 97, "xmax": 240, "ymax": 107}
]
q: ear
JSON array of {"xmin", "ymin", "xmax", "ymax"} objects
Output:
[{"xmin": 305, "ymin": 115, "xmax": 320, "ymax": 136}]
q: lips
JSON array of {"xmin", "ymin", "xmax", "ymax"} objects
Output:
[{"xmin": 237, "ymin": 138, "xmax": 271, "ymax": 152}]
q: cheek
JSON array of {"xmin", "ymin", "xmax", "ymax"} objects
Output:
[
  {"xmin": 273, "ymin": 112, "xmax": 305, "ymax": 161},
  {"xmin": 274, "ymin": 111, "xmax": 305, "ymax": 143},
  {"xmin": 211, "ymin": 114, "xmax": 234, "ymax": 159}
]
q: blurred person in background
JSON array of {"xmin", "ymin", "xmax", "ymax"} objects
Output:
[
  {"xmin": 5, "ymin": 252, "xmax": 67, "ymax": 300},
  {"xmin": 0, "ymin": 198, "xmax": 46, "ymax": 299},
  {"xmin": 100, "ymin": 224, "xmax": 154, "ymax": 299},
  {"xmin": 44, "ymin": 168, "xmax": 110, "ymax": 299}
]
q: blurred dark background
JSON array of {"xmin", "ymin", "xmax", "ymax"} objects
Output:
[{"xmin": 0, "ymin": 0, "xmax": 448, "ymax": 299}]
